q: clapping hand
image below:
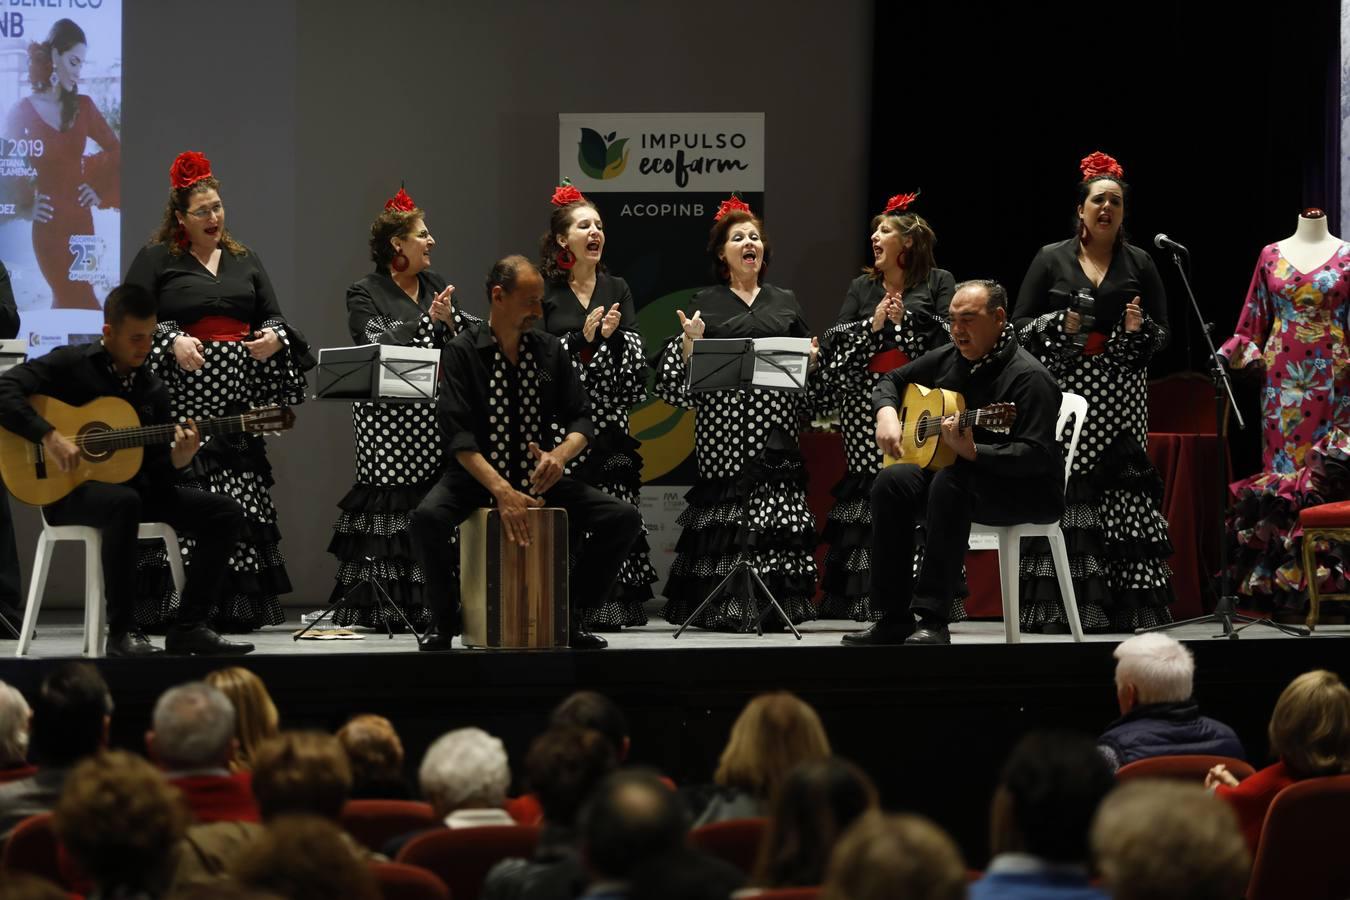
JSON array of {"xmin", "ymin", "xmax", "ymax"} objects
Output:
[
  {"xmin": 600, "ymin": 303, "xmax": 622, "ymax": 339},
  {"xmin": 583, "ymin": 305, "xmax": 606, "ymax": 343},
  {"xmin": 677, "ymin": 309, "xmax": 705, "ymax": 339},
  {"xmin": 429, "ymin": 285, "xmax": 456, "ymax": 325},
  {"xmin": 1205, "ymin": 764, "xmax": 1240, "ymax": 790},
  {"xmin": 1124, "ymin": 296, "xmax": 1143, "ymax": 333}
]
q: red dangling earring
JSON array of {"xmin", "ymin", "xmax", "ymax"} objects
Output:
[
  {"xmin": 391, "ymin": 251, "xmax": 410, "ymax": 273},
  {"xmin": 174, "ymin": 223, "xmax": 189, "ymax": 250},
  {"xmin": 556, "ymin": 247, "xmax": 575, "ymax": 271}
]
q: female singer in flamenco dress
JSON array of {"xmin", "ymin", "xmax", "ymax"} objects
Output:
[
  {"xmin": 4, "ymin": 19, "xmax": 119, "ymax": 309},
  {"xmin": 817, "ymin": 191, "xmax": 954, "ymax": 621},
  {"xmin": 537, "ymin": 181, "xmax": 657, "ymax": 629},
  {"xmin": 125, "ymin": 152, "xmax": 311, "ymax": 632},
  {"xmin": 328, "ymin": 187, "xmax": 478, "ymax": 631},
  {"xmin": 1011, "ymin": 152, "xmax": 1174, "ymax": 633},
  {"xmin": 654, "ymin": 196, "xmax": 820, "ymax": 631},
  {"xmin": 1220, "ymin": 219, "xmax": 1350, "ymax": 612}
]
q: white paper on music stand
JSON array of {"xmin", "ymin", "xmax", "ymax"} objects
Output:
[{"xmin": 750, "ymin": 337, "xmax": 811, "ymax": 390}]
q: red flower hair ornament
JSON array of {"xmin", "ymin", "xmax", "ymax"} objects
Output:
[
  {"xmin": 1080, "ymin": 151, "xmax": 1124, "ymax": 182},
  {"xmin": 385, "ymin": 187, "xmax": 417, "ymax": 212},
  {"xmin": 169, "ymin": 152, "xmax": 212, "ymax": 190},
  {"xmin": 551, "ymin": 178, "xmax": 586, "ymax": 207},
  {"xmin": 883, "ymin": 190, "xmax": 920, "ymax": 215},
  {"xmin": 713, "ymin": 193, "xmax": 753, "ymax": 222}
]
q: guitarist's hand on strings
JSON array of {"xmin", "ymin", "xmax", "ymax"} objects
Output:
[
  {"xmin": 940, "ymin": 415, "xmax": 977, "ymax": 461},
  {"xmin": 875, "ymin": 408, "xmax": 903, "ymax": 458},
  {"xmin": 40, "ymin": 430, "xmax": 80, "ymax": 473},
  {"xmin": 170, "ymin": 419, "xmax": 202, "ymax": 469}
]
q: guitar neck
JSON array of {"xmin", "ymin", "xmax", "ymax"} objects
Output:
[
  {"xmin": 83, "ymin": 414, "xmax": 251, "ymax": 451},
  {"xmin": 917, "ymin": 406, "xmax": 997, "ymax": 440}
]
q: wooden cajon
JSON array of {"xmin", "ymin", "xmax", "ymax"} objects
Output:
[{"xmin": 459, "ymin": 507, "xmax": 569, "ymax": 648}]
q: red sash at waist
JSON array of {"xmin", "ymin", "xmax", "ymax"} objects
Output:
[
  {"xmin": 184, "ymin": 316, "xmax": 250, "ymax": 342},
  {"xmin": 868, "ymin": 348, "xmax": 910, "ymax": 373},
  {"xmin": 1083, "ymin": 333, "xmax": 1107, "ymax": 356}
]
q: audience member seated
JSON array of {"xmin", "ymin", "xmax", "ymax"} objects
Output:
[
  {"xmin": 1098, "ymin": 633, "xmax": 1244, "ymax": 772},
  {"xmin": 510, "ymin": 691, "xmax": 670, "ymax": 825},
  {"xmin": 1092, "ymin": 781, "xmax": 1249, "ymax": 900},
  {"xmin": 581, "ymin": 770, "xmax": 743, "ymax": 900},
  {"xmin": 421, "ymin": 726, "xmax": 515, "ymax": 828},
  {"xmin": 691, "ymin": 692, "xmax": 831, "ymax": 827},
  {"xmin": 0, "ymin": 663, "xmax": 111, "ymax": 844},
  {"xmin": 0, "ymin": 681, "xmax": 33, "ymax": 785},
  {"xmin": 749, "ymin": 757, "xmax": 877, "ymax": 890},
  {"xmin": 820, "ymin": 811, "xmax": 966, "ymax": 900},
  {"xmin": 53, "ymin": 750, "xmax": 189, "ymax": 900},
  {"xmin": 337, "ymin": 713, "xmax": 413, "ymax": 800},
  {"xmin": 1206, "ymin": 668, "xmax": 1350, "ymax": 855},
  {"xmin": 173, "ymin": 729, "xmax": 365, "ymax": 893},
  {"xmin": 230, "ymin": 814, "xmax": 381, "ymax": 900},
  {"xmin": 483, "ymin": 726, "xmax": 617, "ymax": 900},
  {"xmin": 204, "ymin": 667, "xmax": 279, "ymax": 773},
  {"xmin": 972, "ymin": 731, "xmax": 1114, "ymax": 900},
  {"xmin": 146, "ymin": 681, "xmax": 259, "ymax": 823}
]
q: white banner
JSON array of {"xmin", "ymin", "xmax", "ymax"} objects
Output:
[{"xmin": 559, "ymin": 112, "xmax": 764, "ymax": 194}]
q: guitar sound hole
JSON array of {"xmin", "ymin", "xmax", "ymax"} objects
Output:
[
  {"xmin": 77, "ymin": 422, "xmax": 111, "ymax": 462},
  {"xmin": 915, "ymin": 414, "xmax": 929, "ymax": 448}
]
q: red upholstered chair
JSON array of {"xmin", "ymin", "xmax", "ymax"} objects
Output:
[
  {"xmin": 687, "ymin": 818, "xmax": 769, "ymax": 874},
  {"xmin": 340, "ymin": 799, "xmax": 438, "ymax": 852},
  {"xmin": 752, "ymin": 888, "xmax": 820, "ymax": 900},
  {"xmin": 1299, "ymin": 501, "xmax": 1350, "ymax": 630},
  {"xmin": 369, "ymin": 861, "xmax": 452, "ymax": 900},
  {"xmin": 0, "ymin": 812, "xmax": 62, "ymax": 884},
  {"xmin": 395, "ymin": 825, "xmax": 539, "ymax": 900},
  {"xmin": 1115, "ymin": 754, "xmax": 1255, "ymax": 784},
  {"xmin": 1246, "ymin": 774, "xmax": 1350, "ymax": 900}
]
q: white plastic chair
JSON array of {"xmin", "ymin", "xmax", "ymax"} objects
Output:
[
  {"xmin": 970, "ymin": 391, "xmax": 1088, "ymax": 643},
  {"xmin": 16, "ymin": 512, "xmax": 187, "ymax": 657}
]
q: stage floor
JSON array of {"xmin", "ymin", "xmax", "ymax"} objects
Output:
[{"xmin": 5, "ymin": 611, "xmax": 1345, "ymax": 658}]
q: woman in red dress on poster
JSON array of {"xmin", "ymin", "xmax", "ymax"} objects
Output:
[{"xmin": 4, "ymin": 18, "xmax": 120, "ymax": 310}]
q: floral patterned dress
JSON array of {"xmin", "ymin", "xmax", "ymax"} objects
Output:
[{"xmin": 1219, "ymin": 242, "xmax": 1350, "ymax": 609}]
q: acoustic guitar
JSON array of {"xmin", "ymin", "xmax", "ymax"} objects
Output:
[
  {"xmin": 882, "ymin": 383, "xmax": 1017, "ymax": 470},
  {"xmin": 0, "ymin": 395, "xmax": 295, "ymax": 506}
]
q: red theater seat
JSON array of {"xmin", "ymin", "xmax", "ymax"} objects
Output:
[
  {"xmin": 340, "ymin": 799, "xmax": 438, "ymax": 852},
  {"xmin": 369, "ymin": 861, "xmax": 452, "ymax": 900},
  {"xmin": 396, "ymin": 825, "xmax": 539, "ymax": 900},
  {"xmin": 1246, "ymin": 774, "xmax": 1350, "ymax": 900},
  {"xmin": 687, "ymin": 817, "xmax": 769, "ymax": 874},
  {"xmin": 1115, "ymin": 754, "xmax": 1255, "ymax": 784},
  {"xmin": 0, "ymin": 813, "xmax": 61, "ymax": 885}
]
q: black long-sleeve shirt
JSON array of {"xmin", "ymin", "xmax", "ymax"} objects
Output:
[
  {"xmin": 124, "ymin": 242, "xmax": 288, "ymax": 331},
  {"xmin": 0, "ymin": 342, "xmax": 176, "ymax": 489},
  {"xmin": 347, "ymin": 267, "xmax": 480, "ymax": 346},
  {"xmin": 436, "ymin": 322, "xmax": 593, "ymax": 484},
  {"xmin": 872, "ymin": 335, "xmax": 1064, "ymax": 485}
]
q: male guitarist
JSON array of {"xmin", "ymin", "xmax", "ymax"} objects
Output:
[
  {"xmin": 842, "ymin": 280, "xmax": 1065, "ymax": 646},
  {"xmin": 0, "ymin": 285, "xmax": 253, "ymax": 657}
]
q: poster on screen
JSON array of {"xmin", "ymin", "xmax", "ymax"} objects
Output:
[{"xmin": 0, "ymin": 2, "xmax": 121, "ymax": 358}]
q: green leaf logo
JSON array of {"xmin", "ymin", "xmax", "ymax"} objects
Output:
[{"xmin": 578, "ymin": 128, "xmax": 630, "ymax": 180}]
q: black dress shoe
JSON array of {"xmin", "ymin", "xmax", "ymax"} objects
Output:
[
  {"xmin": 570, "ymin": 627, "xmax": 608, "ymax": 650},
  {"xmin": 107, "ymin": 630, "xmax": 165, "ymax": 658},
  {"xmin": 418, "ymin": 630, "xmax": 455, "ymax": 652},
  {"xmin": 840, "ymin": 617, "xmax": 915, "ymax": 646},
  {"xmin": 165, "ymin": 624, "xmax": 254, "ymax": 656},
  {"xmin": 905, "ymin": 623, "xmax": 952, "ymax": 645}
]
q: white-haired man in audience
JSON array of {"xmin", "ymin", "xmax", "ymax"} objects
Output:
[
  {"xmin": 1097, "ymin": 633, "xmax": 1245, "ymax": 772},
  {"xmin": 0, "ymin": 681, "xmax": 33, "ymax": 784},
  {"xmin": 420, "ymin": 726, "xmax": 514, "ymax": 827},
  {"xmin": 146, "ymin": 681, "xmax": 259, "ymax": 823}
]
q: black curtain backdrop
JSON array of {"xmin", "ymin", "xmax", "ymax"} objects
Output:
[{"xmin": 867, "ymin": 0, "xmax": 1340, "ymax": 477}]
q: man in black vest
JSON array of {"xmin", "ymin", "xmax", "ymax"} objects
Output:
[
  {"xmin": 844, "ymin": 280, "xmax": 1065, "ymax": 646},
  {"xmin": 0, "ymin": 284, "xmax": 253, "ymax": 657}
]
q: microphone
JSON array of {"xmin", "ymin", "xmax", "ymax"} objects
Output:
[{"xmin": 1154, "ymin": 233, "xmax": 1189, "ymax": 253}]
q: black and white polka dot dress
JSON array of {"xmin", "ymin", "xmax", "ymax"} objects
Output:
[
  {"xmin": 328, "ymin": 269, "xmax": 480, "ymax": 630},
  {"xmin": 816, "ymin": 271, "xmax": 954, "ymax": 620},
  {"xmin": 541, "ymin": 275, "xmax": 657, "ymax": 628},
  {"xmin": 1012, "ymin": 239, "xmax": 1175, "ymax": 632},
  {"xmin": 124, "ymin": 242, "xmax": 312, "ymax": 632},
  {"xmin": 654, "ymin": 284, "xmax": 819, "ymax": 631}
]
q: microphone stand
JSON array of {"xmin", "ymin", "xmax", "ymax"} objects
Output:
[{"xmin": 1140, "ymin": 247, "xmax": 1308, "ymax": 639}]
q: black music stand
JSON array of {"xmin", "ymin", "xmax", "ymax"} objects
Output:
[
  {"xmin": 299, "ymin": 349, "xmax": 440, "ymax": 642},
  {"xmin": 673, "ymin": 338, "xmax": 812, "ymax": 640}
]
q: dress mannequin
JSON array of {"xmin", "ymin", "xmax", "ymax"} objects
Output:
[{"xmin": 1278, "ymin": 209, "xmax": 1342, "ymax": 273}]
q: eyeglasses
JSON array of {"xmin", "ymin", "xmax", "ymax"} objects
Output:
[{"xmin": 185, "ymin": 203, "xmax": 223, "ymax": 220}]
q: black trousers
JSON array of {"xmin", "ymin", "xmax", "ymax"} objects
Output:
[
  {"xmin": 871, "ymin": 462, "xmax": 1063, "ymax": 621},
  {"xmin": 44, "ymin": 481, "xmax": 245, "ymax": 634},
  {"xmin": 410, "ymin": 472, "xmax": 642, "ymax": 635}
]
